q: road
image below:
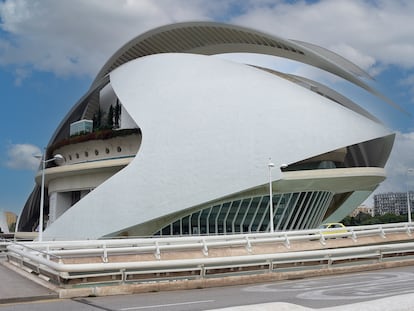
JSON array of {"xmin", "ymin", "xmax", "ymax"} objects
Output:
[{"xmin": 2, "ymin": 266, "xmax": 414, "ymax": 310}]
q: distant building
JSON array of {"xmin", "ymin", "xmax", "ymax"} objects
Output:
[
  {"xmin": 374, "ymin": 192, "xmax": 414, "ymax": 216},
  {"xmin": 0, "ymin": 211, "xmax": 17, "ymax": 234},
  {"xmin": 350, "ymin": 205, "xmax": 374, "ymax": 217}
]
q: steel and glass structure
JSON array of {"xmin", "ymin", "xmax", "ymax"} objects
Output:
[{"xmin": 17, "ymin": 22, "xmax": 395, "ymax": 240}]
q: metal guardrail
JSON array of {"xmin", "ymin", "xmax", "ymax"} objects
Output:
[{"xmin": 5, "ymin": 222, "xmax": 414, "ymax": 287}]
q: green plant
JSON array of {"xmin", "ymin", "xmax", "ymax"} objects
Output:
[
  {"xmin": 342, "ymin": 212, "xmax": 411, "ymax": 226},
  {"xmin": 50, "ymin": 128, "xmax": 140, "ymax": 152}
]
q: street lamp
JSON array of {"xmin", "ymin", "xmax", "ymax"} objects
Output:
[
  {"xmin": 268, "ymin": 159, "xmax": 275, "ymax": 233},
  {"xmin": 407, "ymin": 168, "xmax": 414, "ymax": 223},
  {"xmin": 34, "ymin": 153, "xmax": 64, "ymax": 241},
  {"xmin": 267, "ymin": 159, "xmax": 288, "ymax": 233}
]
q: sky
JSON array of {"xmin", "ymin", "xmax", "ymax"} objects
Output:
[{"xmin": 1, "ymin": 0, "xmax": 414, "ymax": 216}]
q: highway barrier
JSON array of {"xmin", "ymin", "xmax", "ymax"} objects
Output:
[{"xmin": 4, "ymin": 222, "xmax": 414, "ymax": 289}]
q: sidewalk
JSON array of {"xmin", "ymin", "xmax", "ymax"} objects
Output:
[{"xmin": 0, "ymin": 257, "xmax": 58, "ymax": 304}]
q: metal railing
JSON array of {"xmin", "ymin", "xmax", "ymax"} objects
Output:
[{"xmin": 5, "ymin": 222, "xmax": 414, "ymax": 287}]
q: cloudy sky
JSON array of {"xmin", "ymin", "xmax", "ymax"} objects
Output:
[{"xmin": 1, "ymin": 0, "xmax": 414, "ymax": 215}]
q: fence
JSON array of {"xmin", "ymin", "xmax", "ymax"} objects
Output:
[{"xmin": 5, "ymin": 222, "xmax": 414, "ymax": 287}]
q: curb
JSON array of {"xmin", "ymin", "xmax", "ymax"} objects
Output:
[
  {"xmin": 58, "ymin": 259, "xmax": 414, "ymax": 299},
  {"xmin": 0, "ymin": 294, "xmax": 59, "ymax": 305}
]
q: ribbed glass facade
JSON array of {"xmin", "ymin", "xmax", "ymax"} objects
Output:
[{"xmin": 155, "ymin": 191, "xmax": 333, "ymax": 236}]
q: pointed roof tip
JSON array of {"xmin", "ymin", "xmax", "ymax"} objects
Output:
[
  {"xmin": 86, "ymin": 22, "xmax": 410, "ymax": 123},
  {"xmin": 291, "ymin": 39, "xmax": 374, "ymax": 81}
]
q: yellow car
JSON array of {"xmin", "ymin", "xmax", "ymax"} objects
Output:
[{"xmin": 318, "ymin": 222, "xmax": 347, "ymax": 235}]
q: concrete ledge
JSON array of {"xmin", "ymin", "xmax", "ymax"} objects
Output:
[
  {"xmin": 0, "ymin": 294, "xmax": 59, "ymax": 305},
  {"xmin": 58, "ymin": 258, "xmax": 414, "ymax": 299},
  {"xmin": 5, "ymin": 232, "xmax": 414, "ymax": 301}
]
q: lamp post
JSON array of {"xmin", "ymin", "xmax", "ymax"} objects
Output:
[
  {"xmin": 407, "ymin": 168, "xmax": 414, "ymax": 223},
  {"xmin": 268, "ymin": 159, "xmax": 275, "ymax": 233},
  {"xmin": 267, "ymin": 159, "xmax": 288, "ymax": 233},
  {"xmin": 35, "ymin": 153, "xmax": 64, "ymax": 241}
]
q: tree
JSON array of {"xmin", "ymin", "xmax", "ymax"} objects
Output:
[
  {"xmin": 107, "ymin": 105, "xmax": 114, "ymax": 128},
  {"xmin": 93, "ymin": 108, "xmax": 102, "ymax": 130},
  {"xmin": 356, "ymin": 212, "xmax": 372, "ymax": 224},
  {"xmin": 341, "ymin": 212, "xmax": 409, "ymax": 226},
  {"xmin": 114, "ymin": 99, "xmax": 121, "ymax": 128}
]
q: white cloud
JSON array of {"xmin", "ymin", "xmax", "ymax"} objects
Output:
[
  {"xmin": 1, "ymin": 0, "xmax": 414, "ymax": 81},
  {"xmin": 364, "ymin": 131, "xmax": 414, "ymax": 207},
  {"xmin": 13, "ymin": 66, "xmax": 30, "ymax": 86},
  {"xmin": 400, "ymin": 74, "xmax": 414, "ymax": 104},
  {"xmin": 230, "ymin": 0, "xmax": 414, "ymax": 74},
  {"xmin": 0, "ymin": 0, "xmax": 212, "ymax": 79},
  {"xmin": 5, "ymin": 144, "xmax": 41, "ymax": 170},
  {"xmin": 384, "ymin": 132, "xmax": 414, "ymax": 181}
]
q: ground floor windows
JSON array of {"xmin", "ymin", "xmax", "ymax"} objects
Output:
[{"xmin": 155, "ymin": 191, "xmax": 333, "ymax": 236}]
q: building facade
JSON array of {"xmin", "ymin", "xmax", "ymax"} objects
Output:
[
  {"xmin": 374, "ymin": 192, "xmax": 414, "ymax": 216},
  {"xmin": 0, "ymin": 211, "xmax": 17, "ymax": 234},
  {"xmin": 17, "ymin": 22, "xmax": 395, "ymax": 240},
  {"xmin": 349, "ymin": 205, "xmax": 374, "ymax": 217}
]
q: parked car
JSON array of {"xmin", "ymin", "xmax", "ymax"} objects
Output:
[{"xmin": 318, "ymin": 222, "xmax": 347, "ymax": 235}]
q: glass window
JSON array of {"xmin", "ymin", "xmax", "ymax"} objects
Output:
[
  {"xmin": 226, "ymin": 200, "xmax": 240, "ymax": 233},
  {"xmin": 172, "ymin": 220, "xmax": 181, "ymax": 235},
  {"xmin": 162, "ymin": 225, "xmax": 171, "ymax": 236},
  {"xmin": 235, "ymin": 199, "xmax": 250, "ymax": 233},
  {"xmin": 182, "ymin": 216, "xmax": 190, "ymax": 235},
  {"xmin": 251, "ymin": 196, "xmax": 269, "ymax": 232},
  {"xmin": 208, "ymin": 205, "xmax": 220, "ymax": 234},
  {"xmin": 190, "ymin": 211, "xmax": 200, "ymax": 235},
  {"xmin": 71, "ymin": 191, "xmax": 81, "ymax": 205},
  {"xmin": 217, "ymin": 203, "xmax": 230, "ymax": 234},
  {"xmin": 200, "ymin": 209, "xmax": 209, "ymax": 234}
]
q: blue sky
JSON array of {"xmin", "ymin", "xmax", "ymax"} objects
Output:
[{"xmin": 1, "ymin": 0, "xmax": 414, "ymax": 216}]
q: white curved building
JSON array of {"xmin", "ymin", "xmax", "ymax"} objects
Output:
[{"xmin": 18, "ymin": 22, "xmax": 395, "ymax": 240}]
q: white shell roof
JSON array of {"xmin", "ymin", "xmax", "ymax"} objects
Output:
[
  {"xmin": 43, "ymin": 53, "xmax": 394, "ymax": 239},
  {"xmin": 92, "ymin": 21, "xmax": 377, "ymax": 99},
  {"xmin": 49, "ymin": 21, "xmax": 401, "ymax": 149}
]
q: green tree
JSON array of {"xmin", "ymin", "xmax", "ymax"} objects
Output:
[
  {"xmin": 93, "ymin": 108, "xmax": 102, "ymax": 130},
  {"xmin": 107, "ymin": 105, "xmax": 114, "ymax": 128},
  {"xmin": 342, "ymin": 212, "xmax": 410, "ymax": 226},
  {"xmin": 114, "ymin": 100, "xmax": 121, "ymax": 128},
  {"xmin": 342, "ymin": 216, "xmax": 356, "ymax": 226},
  {"xmin": 356, "ymin": 212, "xmax": 372, "ymax": 224}
]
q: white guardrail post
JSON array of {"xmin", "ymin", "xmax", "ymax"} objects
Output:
[{"xmin": 4, "ymin": 222, "xmax": 414, "ymax": 286}]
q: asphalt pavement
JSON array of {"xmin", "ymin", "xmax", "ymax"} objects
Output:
[
  {"xmin": 0, "ymin": 256, "xmax": 58, "ymax": 304},
  {"xmin": 2, "ymin": 254, "xmax": 414, "ymax": 311}
]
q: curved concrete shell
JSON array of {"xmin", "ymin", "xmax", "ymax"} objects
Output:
[{"xmin": 18, "ymin": 22, "xmax": 395, "ymax": 240}]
